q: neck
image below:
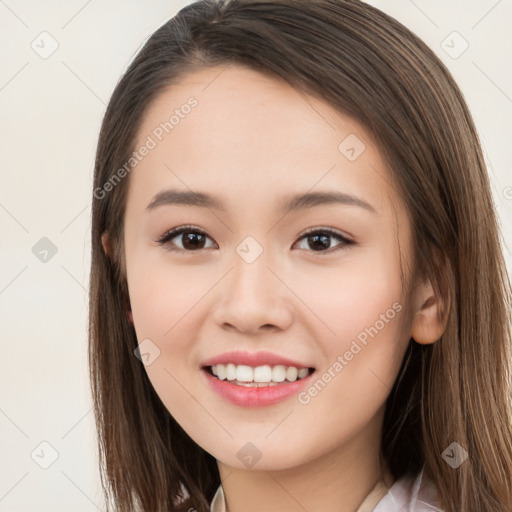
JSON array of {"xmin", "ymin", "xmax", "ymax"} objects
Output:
[{"xmin": 216, "ymin": 409, "xmax": 393, "ymax": 512}]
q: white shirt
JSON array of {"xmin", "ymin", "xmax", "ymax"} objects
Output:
[{"xmin": 209, "ymin": 465, "xmax": 444, "ymax": 512}]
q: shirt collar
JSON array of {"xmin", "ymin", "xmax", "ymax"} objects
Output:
[
  {"xmin": 210, "ymin": 483, "xmax": 226, "ymax": 512},
  {"xmin": 209, "ymin": 477, "xmax": 389, "ymax": 512}
]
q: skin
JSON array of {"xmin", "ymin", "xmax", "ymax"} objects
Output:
[{"xmin": 103, "ymin": 65, "xmax": 446, "ymax": 512}]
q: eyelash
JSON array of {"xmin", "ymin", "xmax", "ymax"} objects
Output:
[{"xmin": 156, "ymin": 225, "xmax": 355, "ymax": 254}]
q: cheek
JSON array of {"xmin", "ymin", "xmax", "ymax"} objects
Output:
[
  {"xmin": 126, "ymin": 253, "xmax": 219, "ymax": 387},
  {"xmin": 294, "ymin": 249, "xmax": 408, "ymax": 401},
  {"xmin": 127, "ymin": 250, "xmax": 202, "ymax": 334},
  {"xmin": 296, "ymin": 247, "xmax": 404, "ymax": 346},
  {"xmin": 126, "ymin": 256, "xmax": 208, "ymax": 420},
  {"xmin": 291, "ymin": 264, "xmax": 408, "ymax": 455}
]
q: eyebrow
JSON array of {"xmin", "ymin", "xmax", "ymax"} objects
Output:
[{"xmin": 146, "ymin": 189, "xmax": 377, "ymax": 215}]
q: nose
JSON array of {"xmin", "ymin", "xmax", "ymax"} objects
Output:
[{"xmin": 212, "ymin": 248, "xmax": 294, "ymax": 335}]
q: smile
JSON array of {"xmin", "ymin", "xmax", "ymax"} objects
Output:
[{"xmin": 202, "ymin": 365, "xmax": 316, "ymax": 407}]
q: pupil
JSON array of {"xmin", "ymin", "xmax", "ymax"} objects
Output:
[
  {"xmin": 309, "ymin": 234, "xmax": 330, "ymax": 250},
  {"xmin": 183, "ymin": 232, "xmax": 205, "ymax": 250}
]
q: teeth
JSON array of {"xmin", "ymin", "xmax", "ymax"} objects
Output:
[
  {"xmin": 236, "ymin": 364, "xmax": 253, "ymax": 382},
  {"xmin": 254, "ymin": 365, "xmax": 272, "ymax": 382},
  {"xmin": 286, "ymin": 366, "xmax": 298, "ymax": 381},
  {"xmin": 272, "ymin": 365, "xmax": 286, "ymax": 382},
  {"xmin": 209, "ymin": 364, "xmax": 312, "ymax": 384},
  {"xmin": 226, "ymin": 363, "xmax": 237, "ymax": 381},
  {"xmin": 216, "ymin": 364, "xmax": 227, "ymax": 380},
  {"xmin": 298, "ymin": 368, "xmax": 309, "ymax": 379}
]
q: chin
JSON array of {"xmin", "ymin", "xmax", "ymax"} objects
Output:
[{"xmin": 206, "ymin": 439, "xmax": 312, "ymax": 472}]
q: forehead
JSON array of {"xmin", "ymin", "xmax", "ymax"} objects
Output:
[{"xmin": 128, "ymin": 64, "xmax": 402, "ymax": 220}]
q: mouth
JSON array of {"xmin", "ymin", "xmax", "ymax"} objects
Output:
[{"xmin": 203, "ymin": 364, "xmax": 316, "ymax": 387}]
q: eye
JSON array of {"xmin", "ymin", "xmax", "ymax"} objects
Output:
[
  {"xmin": 294, "ymin": 228, "xmax": 354, "ymax": 253},
  {"xmin": 156, "ymin": 225, "xmax": 354, "ymax": 254},
  {"xmin": 156, "ymin": 225, "xmax": 217, "ymax": 252}
]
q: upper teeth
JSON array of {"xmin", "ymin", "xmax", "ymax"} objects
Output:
[{"xmin": 211, "ymin": 364, "xmax": 310, "ymax": 383}]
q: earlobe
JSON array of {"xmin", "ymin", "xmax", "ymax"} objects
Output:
[
  {"xmin": 410, "ymin": 279, "xmax": 449, "ymax": 345},
  {"xmin": 101, "ymin": 232, "xmax": 113, "ymax": 259}
]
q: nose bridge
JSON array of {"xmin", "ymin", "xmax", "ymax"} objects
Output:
[
  {"xmin": 214, "ymin": 236, "xmax": 292, "ymax": 332},
  {"xmin": 230, "ymin": 237, "xmax": 274, "ymax": 304}
]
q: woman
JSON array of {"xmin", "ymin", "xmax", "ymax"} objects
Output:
[{"xmin": 88, "ymin": 1, "xmax": 512, "ymax": 510}]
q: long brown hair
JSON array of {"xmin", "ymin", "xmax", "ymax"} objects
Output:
[{"xmin": 88, "ymin": 1, "xmax": 512, "ymax": 510}]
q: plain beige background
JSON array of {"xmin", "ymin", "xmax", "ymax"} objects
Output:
[{"xmin": 0, "ymin": 1, "xmax": 511, "ymax": 510}]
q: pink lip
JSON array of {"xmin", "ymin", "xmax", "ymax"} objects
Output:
[
  {"xmin": 200, "ymin": 350, "xmax": 314, "ymax": 369},
  {"xmin": 201, "ymin": 367, "xmax": 315, "ymax": 407}
]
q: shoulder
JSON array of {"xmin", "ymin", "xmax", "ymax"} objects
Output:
[{"xmin": 373, "ymin": 466, "xmax": 444, "ymax": 512}]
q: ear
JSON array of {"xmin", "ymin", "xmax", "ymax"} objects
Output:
[
  {"xmin": 410, "ymin": 277, "xmax": 449, "ymax": 345},
  {"xmin": 101, "ymin": 232, "xmax": 113, "ymax": 259}
]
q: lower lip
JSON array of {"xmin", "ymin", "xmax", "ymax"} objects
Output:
[{"xmin": 201, "ymin": 368, "xmax": 315, "ymax": 407}]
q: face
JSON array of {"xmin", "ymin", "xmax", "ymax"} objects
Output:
[{"xmin": 122, "ymin": 64, "xmax": 416, "ymax": 471}]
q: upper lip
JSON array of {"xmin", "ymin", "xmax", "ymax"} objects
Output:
[{"xmin": 201, "ymin": 350, "xmax": 315, "ymax": 369}]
